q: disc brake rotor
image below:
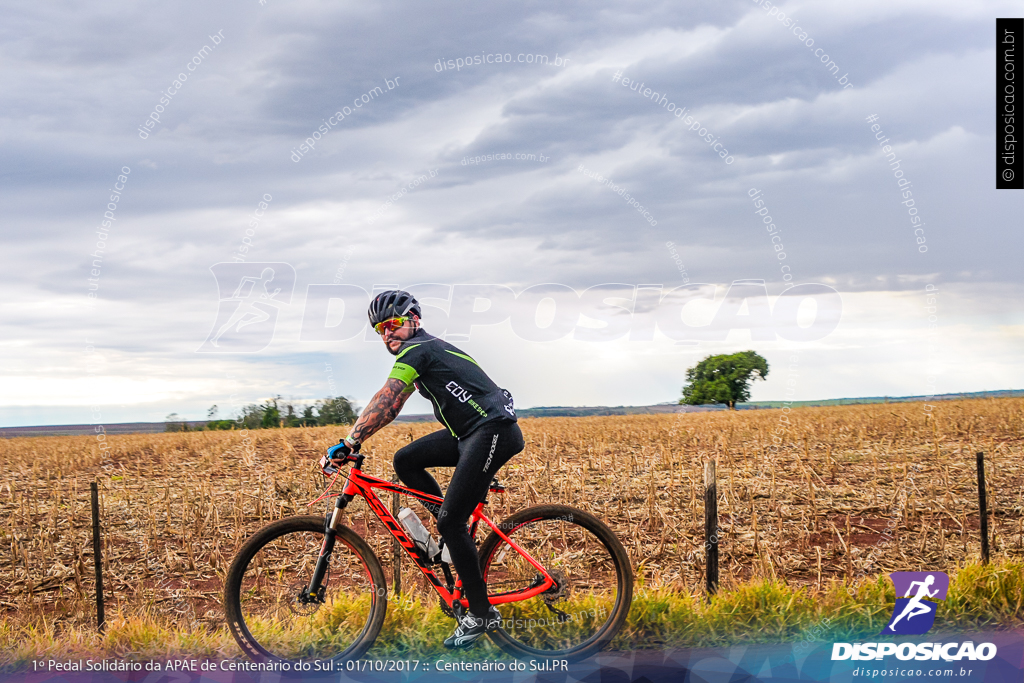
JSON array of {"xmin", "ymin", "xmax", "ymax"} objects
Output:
[{"xmin": 286, "ymin": 583, "xmax": 322, "ymax": 616}]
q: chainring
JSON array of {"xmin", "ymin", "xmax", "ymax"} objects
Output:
[{"xmin": 440, "ymin": 596, "xmax": 466, "ymax": 620}]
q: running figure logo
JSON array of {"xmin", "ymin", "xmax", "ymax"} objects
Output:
[
  {"xmin": 198, "ymin": 263, "xmax": 296, "ymax": 353},
  {"xmin": 882, "ymin": 571, "xmax": 949, "ymax": 635}
]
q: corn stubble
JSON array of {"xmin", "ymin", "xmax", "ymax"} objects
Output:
[{"xmin": 2, "ymin": 398, "xmax": 1023, "ymax": 659}]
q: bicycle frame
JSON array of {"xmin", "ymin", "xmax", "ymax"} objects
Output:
[{"xmin": 309, "ymin": 455, "xmax": 556, "ymax": 612}]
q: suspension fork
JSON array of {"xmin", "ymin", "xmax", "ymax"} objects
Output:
[{"xmin": 305, "ymin": 493, "xmax": 352, "ymax": 601}]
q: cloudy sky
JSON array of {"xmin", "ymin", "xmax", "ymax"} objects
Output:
[{"xmin": 2, "ymin": 0, "xmax": 1022, "ymax": 426}]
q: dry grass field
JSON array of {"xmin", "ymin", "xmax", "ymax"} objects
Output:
[{"xmin": 2, "ymin": 398, "xmax": 1023, "ymax": 655}]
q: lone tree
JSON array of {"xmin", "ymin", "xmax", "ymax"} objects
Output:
[{"xmin": 679, "ymin": 350, "xmax": 769, "ymax": 410}]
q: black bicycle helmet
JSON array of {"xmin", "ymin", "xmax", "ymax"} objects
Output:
[{"xmin": 368, "ymin": 290, "xmax": 421, "ymax": 326}]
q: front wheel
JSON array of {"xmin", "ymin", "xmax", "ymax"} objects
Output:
[
  {"xmin": 224, "ymin": 515, "xmax": 387, "ymax": 663},
  {"xmin": 479, "ymin": 504, "xmax": 633, "ymax": 661}
]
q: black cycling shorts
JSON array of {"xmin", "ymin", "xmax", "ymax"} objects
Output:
[{"xmin": 393, "ymin": 420, "xmax": 524, "ymax": 615}]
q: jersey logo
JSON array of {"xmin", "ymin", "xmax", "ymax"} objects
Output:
[
  {"xmin": 445, "ymin": 380, "xmax": 472, "ymax": 403},
  {"xmin": 483, "ymin": 433, "xmax": 499, "ymax": 472},
  {"xmin": 503, "ymin": 390, "xmax": 516, "ymax": 417}
]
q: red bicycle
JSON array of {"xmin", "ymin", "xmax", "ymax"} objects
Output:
[{"xmin": 224, "ymin": 451, "xmax": 632, "ymax": 662}]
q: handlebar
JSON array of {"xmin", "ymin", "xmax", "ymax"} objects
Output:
[
  {"xmin": 318, "ymin": 450, "xmax": 363, "ymax": 476},
  {"xmin": 321, "ymin": 439, "xmax": 361, "ymax": 473}
]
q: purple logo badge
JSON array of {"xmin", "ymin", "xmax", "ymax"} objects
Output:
[{"xmin": 882, "ymin": 571, "xmax": 949, "ymax": 635}]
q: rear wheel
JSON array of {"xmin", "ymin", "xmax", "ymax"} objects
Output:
[
  {"xmin": 478, "ymin": 505, "xmax": 633, "ymax": 660},
  {"xmin": 224, "ymin": 516, "xmax": 387, "ymax": 662}
]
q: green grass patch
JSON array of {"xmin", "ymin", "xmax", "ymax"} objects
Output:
[{"xmin": 4, "ymin": 561, "xmax": 1024, "ymax": 667}]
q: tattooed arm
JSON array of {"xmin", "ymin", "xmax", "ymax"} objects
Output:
[{"xmin": 344, "ymin": 378, "xmax": 414, "ymax": 446}]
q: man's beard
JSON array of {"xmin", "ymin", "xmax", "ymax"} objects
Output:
[{"xmin": 385, "ymin": 325, "xmax": 419, "ymax": 355}]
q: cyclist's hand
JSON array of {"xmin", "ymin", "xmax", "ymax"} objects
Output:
[
  {"xmin": 320, "ymin": 439, "xmax": 358, "ymax": 475},
  {"xmin": 327, "ymin": 438, "xmax": 359, "ymax": 463}
]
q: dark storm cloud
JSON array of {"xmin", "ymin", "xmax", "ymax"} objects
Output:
[{"xmin": 2, "ymin": 0, "xmax": 1022, "ymax": 424}]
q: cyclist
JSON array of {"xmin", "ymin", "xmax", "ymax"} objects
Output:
[{"xmin": 328, "ymin": 290, "xmax": 524, "ymax": 648}]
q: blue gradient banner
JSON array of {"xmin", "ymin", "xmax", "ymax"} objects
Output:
[{"xmin": 3, "ymin": 633, "xmax": 1022, "ymax": 683}]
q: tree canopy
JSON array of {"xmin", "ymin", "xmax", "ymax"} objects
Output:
[
  {"xmin": 165, "ymin": 397, "xmax": 359, "ymax": 431},
  {"xmin": 679, "ymin": 351, "xmax": 769, "ymax": 410},
  {"xmin": 234, "ymin": 396, "xmax": 359, "ymax": 429}
]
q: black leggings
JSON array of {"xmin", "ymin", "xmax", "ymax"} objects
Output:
[{"xmin": 393, "ymin": 420, "xmax": 525, "ymax": 616}]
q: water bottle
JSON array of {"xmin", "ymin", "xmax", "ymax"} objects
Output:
[{"xmin": 397, "ymin": 508, "xmax": 440, "ymax": 560}]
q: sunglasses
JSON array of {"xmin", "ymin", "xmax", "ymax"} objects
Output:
[{"xmin": 374, "ymin": 316, "xmax": 410, "ymax": 335}]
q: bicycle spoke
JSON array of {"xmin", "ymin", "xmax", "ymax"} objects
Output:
[
  {"xmin": 481, "ymin": 507, "xmax": 630, "ymax": 659},
  {"xmin": 227, "ymin": 517, "xmax": 386, "ymax": 663}
]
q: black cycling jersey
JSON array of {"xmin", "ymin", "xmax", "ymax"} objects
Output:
[{"xmin": 387, "ymin": 328, "xmax": 516, "ymax": 438}]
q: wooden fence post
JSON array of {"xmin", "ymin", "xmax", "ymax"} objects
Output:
[
  {"xmin": 977, "ymin": 452, "xmax": 990, "ymax": 565},
  {"xmin": 391, "ymin": 477, "xmax": 402, "ymax": 596},
  {"xmin": 704, "ymin": 460, "xmax": 719, "ymax": 598},
  {"xmin": 90, "ymin": 481, "xmax": 105, "ymax": 633}
]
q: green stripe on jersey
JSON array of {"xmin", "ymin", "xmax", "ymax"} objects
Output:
[
  {"xmin": 419, "ymin": 383, "xmax": 457, "ymax": 436},
  {"xmin": 395, "ymin": 344, "xmax": 421, "ymax": 360},
  {"xmin": 388, "ymin": 362, "xmax": 419, "ymax": 386},
  {"xmin": 445, "ymin": 349, "xmax": 480, "ymax": 366}
]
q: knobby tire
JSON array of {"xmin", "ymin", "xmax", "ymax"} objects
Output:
[
  {"xmin": 224, "ymin": 516, "xmax": 387, "ymax": 663},
  {"xmin": 478, "ymin": 504, "xmax": 633, "ymax": 661}
]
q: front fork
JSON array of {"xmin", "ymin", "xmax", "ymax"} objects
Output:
[{"xmin": 303, "ymin": 493, "xmax": 352, "ymax": 602}]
